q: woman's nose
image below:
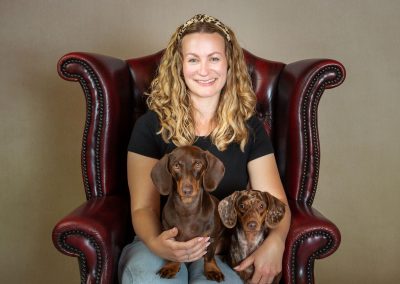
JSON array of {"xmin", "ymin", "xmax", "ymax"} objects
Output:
[{"xmin": 198, "ymin": 62, "xmax": 209, "ymax": 76}]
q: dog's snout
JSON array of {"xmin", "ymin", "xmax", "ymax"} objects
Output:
[
  {"xmin": 182, "ymin": 185, "xmax": 193, "ymax": 196},
  {"xmin": 247, "ymin": 221, "xmax": 257, "ymax": 231}
]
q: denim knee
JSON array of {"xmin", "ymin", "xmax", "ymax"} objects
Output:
[{"xmin": 118, "ymin": 237, "xmax": 188, "ymax": 284}]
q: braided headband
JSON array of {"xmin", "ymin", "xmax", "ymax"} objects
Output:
[{"xmin": 177, "ymin": 14, "xmax": 231, "ymax": 42}]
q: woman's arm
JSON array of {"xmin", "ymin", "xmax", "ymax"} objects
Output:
[
  {"xmin": 128, "ymin": 152, "xmax": 210, "ymax": 262},
  {"xmin": 235, "ymin": 153, "xmax": 291, "ymax": 284},
  {"xmin": 128, "ymin": 152, "xmax": 161, "ymax": 245}
]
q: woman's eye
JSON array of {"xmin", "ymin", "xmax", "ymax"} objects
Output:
[
  {"xmin": 188, "ymin": 58, "xmax": 198, "ymax": 63},
  {"xmin": 210, "ymin": 57, "xmax": 220, "ymax": 62}
]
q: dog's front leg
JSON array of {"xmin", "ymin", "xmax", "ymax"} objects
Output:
[
  {"xmin": 203, "ymin": 241, "xmax": 224, "ymax": 282},
  {"xmin": 204, "ymin": 257, "xmax": 224, "ymax": 282}
]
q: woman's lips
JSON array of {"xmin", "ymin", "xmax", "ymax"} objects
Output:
[{"xmin": 195, "ymin": 78, "xmax": 217, "ymax": 86}]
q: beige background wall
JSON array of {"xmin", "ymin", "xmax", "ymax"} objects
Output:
[{"xmin": 1, "ymin": 0, "xmax": 399, "ymax": 283}]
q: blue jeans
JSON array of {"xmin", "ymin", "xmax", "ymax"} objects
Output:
[{"xmin": 118, "ymin": 236, "xmax": 243, "ymax": 284}]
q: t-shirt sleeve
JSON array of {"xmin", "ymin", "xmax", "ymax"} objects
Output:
[
  {"xmin": 127, "ymin": 111, "xmax": 164, "ymax": 159},
  {"xmin": 247, "ymin": 116, "xmax": 274, "ymax": 161}
]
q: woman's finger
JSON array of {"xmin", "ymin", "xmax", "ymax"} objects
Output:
[
  {"xmin": 161, "ymin": 227, "xmax": 179, "ymax": 240},
  {"xmin": 177, "ymin": 238, "xmax": 210, "ymax": 258},
  {"xmin": 189, "ymin": 243, "xmax": 210, "ymax": 260},
  {"xmin": 179, "ymin": 246, "xmax": 208, "ymax": 262},
  {"xmin": 174, "ymin": 236, "xmax": 210, "ymax": 251},
  {"xmin": 187, "ymin": 237, "xmax": 210, "ymax": 253},
  {"xmin": 250, "ymin": 269, "xmax": 262, "ymax": 284},
  {"xmin": 259, "ymin": 275, "xmax": 273, "ymax": 284}
]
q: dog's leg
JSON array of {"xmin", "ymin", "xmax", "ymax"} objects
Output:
[
  {"xmin": 157, "ymin": 261, "xmax": 181, "ymax": 279},
  {"xmin": 204, "ymin": 256, "xmax": 224, "ymax": 282},
  {"xmin": 203, "ymin": 239, "xmax": 224, "ymax": 282}
]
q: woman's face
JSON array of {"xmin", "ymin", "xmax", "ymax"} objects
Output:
[{"xmin": 181, "ymin": 32, "xmax": 228, "ymax": 101}]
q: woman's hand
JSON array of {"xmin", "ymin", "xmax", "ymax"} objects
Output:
[
  {"xmin": 148, "ymin": 227, "xmax": 211, "ymax": 263},
  {"xmin": 234, "ymin": 234, "xmax": 285, "ymax": 284}
]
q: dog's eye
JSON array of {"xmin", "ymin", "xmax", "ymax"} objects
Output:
[
  {"xmin": 239, "ymin": 203, "xmax": 245, "ymax": 210},
  {"xmin": 173, "ymin": 163, "xmax": 180, "ymax": 170},
  {"xmin": 259, "ymin": 203, "xmax": 264, "ymax": 209}
]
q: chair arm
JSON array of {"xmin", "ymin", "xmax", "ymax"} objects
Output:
[
  {"xmin": 52, "ymin": 195, "xmax": 131, "ymax": 284},
  {"xmin": 283, "ymin": 200, "xmax": 341, "ymax": 284},
  {"xmin": 58, "ymin": 52, "xmax": 134, "ymax": 199},
  {"xmin": 274, "ymin": 59, "xmax": 346, "ymax": 205}
]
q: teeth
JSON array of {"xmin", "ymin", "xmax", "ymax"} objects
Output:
[{"xmin": 197, "ymin": 79, "xmax": 216, "ymax": 83}]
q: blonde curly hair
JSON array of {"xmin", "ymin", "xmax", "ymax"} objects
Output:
[{"xmin": 147, "ymin": 16, "xmax": 256, "ymax": 151}]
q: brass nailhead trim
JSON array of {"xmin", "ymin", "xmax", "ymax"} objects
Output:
[
  {"xmin": 299, "ymin": 65, "xmax": 344, "ymax": 206},
  {"xmin": 58, "ymin": 230, "xmax": 103, "ymax": 284},
  {"xmin": 60, "ymin": 58, "xmax": 105, "ymax": 199},
  {"xmin": 290, "ymin": 230, "xmax": 337, "ymax": 284}
]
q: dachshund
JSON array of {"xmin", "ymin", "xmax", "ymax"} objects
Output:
[
  {"xmin": 151, "ymin": 145, "xmax": 226, "ymax": 282},
  {"xmin": 218, "ymin": 189, "xmax": 286, "ymax": 283}
]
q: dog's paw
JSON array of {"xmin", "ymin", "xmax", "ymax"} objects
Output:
[
  {"xmin": 157, "ymin": 262, "xmax": 181, "ymax": 279},
  {"xmin": 157, "ymin": 267, "xmax": 177, "ymax": 279},
  {"xmin": 205, "ymin": 270, "xmax": 225, "ymax": 282}
]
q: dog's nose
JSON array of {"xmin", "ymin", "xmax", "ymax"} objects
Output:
[
  {"xmin": 247, "ymin": 221, "xmax": 257, "ymax": 231},
  {"xmin": 182, "ymin": 185, "xmax": 193, "ymax": 196}
]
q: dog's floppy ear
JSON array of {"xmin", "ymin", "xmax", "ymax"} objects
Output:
[
  {"xmin": 203, "ymin": 151, "xmax": 225, "ymax": 192},
  {"xmin": 150, "ymin": 153, "xmax": 173, "ymax": 195},
  {"xmin": 218, "ymin": 191, "xmax": 239, "ymax": 228},
  {"xmin": 263, "ymin": 192, "xmax": 286, "ymax": 228}
]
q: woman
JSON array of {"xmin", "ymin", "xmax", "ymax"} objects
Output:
[{"xmin": 118, "ymin": 14, "xmax": 291, "ymax": 284}]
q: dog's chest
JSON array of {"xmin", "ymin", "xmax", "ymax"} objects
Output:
[
  {"xmin": 162, "ymin": 206, "xmax": 214, "ymax": 240},
  {"xmin": 184, "ymin": 219, "xmax": 212, "ymax": 239},
  {"xmin": 231, "ymin": 230, "xmax": 265, "ymax": 263}
]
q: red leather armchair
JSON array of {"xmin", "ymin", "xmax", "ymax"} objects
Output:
[{"xmin": 52, "ymin": 50, "xmax": 345, "ymax": 284}]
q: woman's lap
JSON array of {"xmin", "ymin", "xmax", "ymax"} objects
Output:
[
  {"xmin": 118, "ymin": 237, "xmax": 243, "ymax": 284},
  {"xmin": 118, "ymin": 236, "xmax": 188, "ymax": 284}
]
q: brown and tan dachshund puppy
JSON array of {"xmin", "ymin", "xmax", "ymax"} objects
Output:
[
  {"xmin": 151, "ymin": 145, "xmax": 226, "ymax": 282},
  {"xmin": 218, "ymin": 189, "xmax": 286, "ymax": 284}
]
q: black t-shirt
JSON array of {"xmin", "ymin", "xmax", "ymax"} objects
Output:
[{"xmin": 128, "ymin": 111, "xmax": 273, "ymax": 200}]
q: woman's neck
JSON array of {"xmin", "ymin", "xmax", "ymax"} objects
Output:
[
  {"xmin": 191, "ymin": 97, "xmax": 219, "ymax": 137},
  {"xmin": 194, "ymin": 115, "xmax": 216, "ymax": 136}
]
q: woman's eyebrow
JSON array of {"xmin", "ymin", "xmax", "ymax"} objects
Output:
[
  {"xmin": 184, "ymin": 52, "xmax": 223, "ymax": 57},
  {"xmin": 184, "ymin": 53, "xmax": 200, "ymax": 57},
  {"xmin": 208, "ymin": 52, "xmax": 224, "ymax": 56}
]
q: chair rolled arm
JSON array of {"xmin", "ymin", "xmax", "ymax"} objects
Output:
[
  {"xmin": 274, "ymin": 59, "xmax": 346, "ymax": 205},
  {"xmin": 52, "ymin": 195, "xmax": 131, "ymax": 284},
  {"xmin": 57, "ymin": 53, "xmax": 134, "ymax": 199},
  {"xmin": 283, "ymin": 200, "xmax": 341, "ymax": 284}
]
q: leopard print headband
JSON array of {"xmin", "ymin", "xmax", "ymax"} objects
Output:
[{"xmin": 177, "ymin": 14, "xmax": 231, "ymax": 42}]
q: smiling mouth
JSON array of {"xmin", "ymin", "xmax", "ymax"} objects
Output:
[{"xmin": 195, "ymin": 78, "xmax": 217, "ymax": 85}]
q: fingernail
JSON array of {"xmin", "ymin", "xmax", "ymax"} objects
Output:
[
  {"xmin": 198, "ymin": 237, "xmax": 204, "ymax": 242},
  {"xmin": 205, "ymin": 242, "xmax": 211, "ymax": 247}
]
